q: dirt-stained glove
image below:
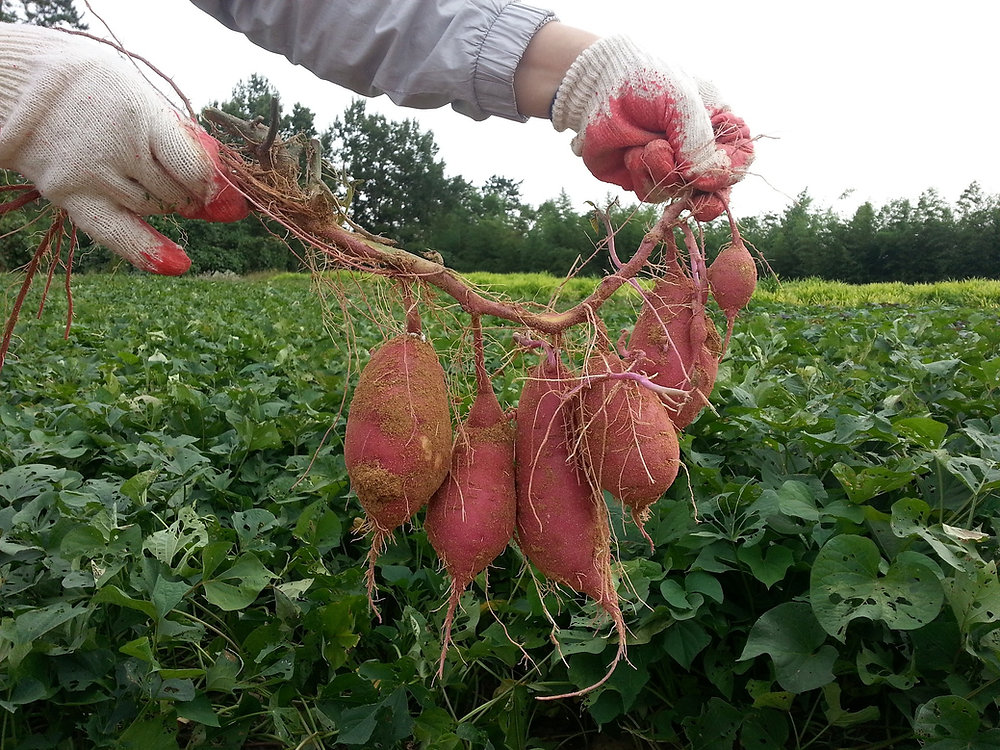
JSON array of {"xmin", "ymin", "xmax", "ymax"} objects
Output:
[
  {"xmin": 0, "ymin": 22, "xmax": 248, "ymax": 275},
  {"xmin": 551, "ymin": 35, "xmax": 753, "ymax": 220}
]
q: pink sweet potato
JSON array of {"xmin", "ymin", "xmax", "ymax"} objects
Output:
[
  {"xmin": 580, "ymin": 349, "xmax": 680, "ymax": 542},
  {"xmin": 514, "ymin": 349, "xmax": 626, "ymax": 699},
  {"xmin": 425, "ymin": 374, "xmax": 515, "ymax": 677},
  {"xmin": 708, "ymin": 236, "xmax": 757, "ymax": 352},
  {"xmin": 627, "ymin": 254, "xmax": 696, "ymax": 394},
  {"xmin": 627, "ymin": 254, "xmax": 720, "ymax": 429},
  {"xmin": 671, "ymin": 321, "xmax": 722, "ymax": 430},
  {"xmin": 344, "ymin": 333, "xmax": 453, "ymax": 610},
  {"xmin": 708, "ymin": 237, "xmax": 757, "ymax": 317}
]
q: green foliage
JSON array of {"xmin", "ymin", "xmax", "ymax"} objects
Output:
[
  {"xmin": 2, "ymin": 273, "xmax": 999, "ymax": 748},
  {"xmin": 325, "ymin": 99, "xmax": 468, "ymax": 248},
  {"xmin": 0, "ymin": 0, "xmax": 85, "ymax": 28},
  {"xmin": 754, "ymin": 277, "xmax": 1000, "ymax": 307}
]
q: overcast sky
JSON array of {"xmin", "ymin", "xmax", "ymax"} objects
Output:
[{"xmin": 81, "ymin": 0, "xmax": 1000, "ymax": 220}]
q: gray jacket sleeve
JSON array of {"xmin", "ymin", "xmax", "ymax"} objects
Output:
[{"xmin": 188, "ymin": 0, "xmax": 556, "ymax": 121}]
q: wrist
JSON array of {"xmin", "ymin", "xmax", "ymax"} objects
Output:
[
  {"xmin": 551, "ymin": 35, "xmax": 674, "ymax": 137},
  {"xmin": 512, "ymin": 23, "xmax": 599, "ymax": 120}
]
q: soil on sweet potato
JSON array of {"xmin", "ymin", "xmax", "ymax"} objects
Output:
[{"xmin": 344, "ymin": 334, "xmax": 452, "ymax": 529}]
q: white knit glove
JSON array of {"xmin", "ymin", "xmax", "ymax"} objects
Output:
[
  {"xmin": 552, "ymin": 35, "xmax": 753, "ymax": 218},
  {"xmin": 0, "ymin": 23, "xmax": 248, "ymax": 274}
]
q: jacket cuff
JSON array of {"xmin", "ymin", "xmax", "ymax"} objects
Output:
[{"xmin": 472, "ymin": 3, "xmax": 555, "ymax": 122}]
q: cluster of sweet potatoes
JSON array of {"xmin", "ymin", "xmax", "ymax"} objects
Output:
[{"xmin": 343, "ymin": 231, "xmax": 756, "ymax": 698}]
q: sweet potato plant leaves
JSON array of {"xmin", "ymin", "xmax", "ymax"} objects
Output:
[
  {"xmin": 891, "ymin": 497, "xmax": 989, "ymax": 573},
  {"xmin": 894, "ymin": 415, "xmax": 950, "ymax": 449},
  {"xmin": 663, "ymin": 620, "xmax": 712, "ymax": 669},
  {"xmin": 1, "ymin": 274, "xmax": 999, "ymax": 748},
  {"xmin": 856, "ymin": 644, "xmax": 917, "ymax": 689},
  {"xmin": 203, "ymin": 553, "xmax": 275, "ymax": 611},
  {"xmin": 943, "ymin": 562, "xmax": 1000, "ymax": 631},
  {"xmin": 0, "ymin": 601, "xmax": 89, "ymax": 667},
  {"xmin": 0, "ymin": 463, "xmax": 74, "ymax": 503},
  {"xmin": 92, "ymin": 585, "xmax": 158, "ymax": 619},
  {"xmin": 914, "ymin": 695, "xmax": 1000, "ymax": 746},
  {"xmin": 736, "ymin": 543, "xmax": 794, "ymax": 589},
  {"xmin": 831, "ymin": 461, "xmax": 925, "ymax": 504},
  {"xmin": 739, "ymin": 602, "xmax": 838, "ymax": 693},
  {"xmin": 118, "ymin": 715, "xmax": 179, "ymax": 750},
  {"xmin": 810, "ymin": 535, "xmax": 944, "ymax": 640}
]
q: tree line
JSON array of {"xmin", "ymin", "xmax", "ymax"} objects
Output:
[
  {"xmin": 2, "ymin": 64, "xmax": 998, "ymax": 283},
  {"xmin": 0, "ymin": 0, "xmax": 84, "ymax": 26}
]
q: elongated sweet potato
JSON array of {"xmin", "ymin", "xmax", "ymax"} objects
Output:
[
  {"xmin": 425, "ymin": 373, "xmax": 515, "ymax": 677},
  {"xmin": 671, "ymin": 320, "xmax": 722, "ymax": 429},
  {"xmin": 627, "ymin": 254, "xmax": 696, "ymax": 395},
  {"xmin": 514, "ymin": 349, "xmax": 626, "ymax": 699},
  {"xmin": 344, "ymin": 333, "xmax": 452, "ymax": 611},
  {"xmin": 627, "ymin": 253, "xmax": 720, "ymax": 428}
]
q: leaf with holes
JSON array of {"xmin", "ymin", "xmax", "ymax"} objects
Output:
[
  {"xmin": 856, "ymin": 645, "xmax": 917, "ymax": 690},
  {"xmin": 203, "ymin": 553, "xmax": 275, "ymax": 612},
  {"xmin": 941, "ymin": 454, "xmax": 1000, "ymax": 497},
  {"xmin": 914, "ymin": 695, "xmax": 982, "ymax": 743},
  {"xmin": 810, "ymin": 535, "xmax": 944, "ymax": 640},
  {"xmin": 891, "ymin": 497, "xmax": 987, "ymax": 573},
  {"xmin": 893, "ymin": 415, "xmax": 949, "ymax": 449},
  {"xmin": 943, "ymin": 561, "xmax": 1000, "ymax": 631},
  {"xmin": 830, "ymin": 462, "xmax": 920, "ymax": 504}
]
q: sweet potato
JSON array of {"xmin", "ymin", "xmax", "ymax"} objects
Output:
[
  {"xmin": 514, "ymin": 349, "xmax": 626, "ymax": 699},
  {"xmin": 425, "ymin": 368, "xmax": 515, "ymax": 677},
  {"xmin": 580, "ymin": 349, "xmax": 680, "ymax": 543},
  {"xmin": 671, "ymin": 320, "xmax": 722, "ymax": 429},
  {"xmin": 626, "ymin": 254, "xmax": 696, "ymax": 394},
  {"xmin": 708, "ymin": 236, "xmax": 757, "ymax": 352},
  {"xmin": 344, "ymin": 333, "xmax": 453, "ymax": 611},
  {"xmin": 708, "ymin": 237, "xmax": 757, "ymax": 316},
  {"xmin": 627, "ymin": 252, "xmax": 720, "ymax": 429}
]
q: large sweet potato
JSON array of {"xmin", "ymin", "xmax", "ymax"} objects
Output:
[
  {"xmin": 580, "ymin": 349, "xmax": 680, "ymax": 541},
  {"xmin": 344, "ymin": 333, "xmax": 452, "ymax": 610}
]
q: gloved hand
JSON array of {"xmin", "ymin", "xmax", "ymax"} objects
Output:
[
  {"xmin": 0, "ymin": 23, "xmax": 249, "ymax": 275},
  {"xmin": 551, "ymin": 35, "xmax": 753, "ymax": 220}
]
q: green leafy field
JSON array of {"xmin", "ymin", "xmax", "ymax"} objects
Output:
[{"xmin": 1, "ymin": 273, "xmax": 999, "ymax": 749}]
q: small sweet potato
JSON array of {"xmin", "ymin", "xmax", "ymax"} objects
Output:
[
  {"xmin": 708, "ymin": 236, "xmax": 757, "ymax": 353},
  {"xmin": 708, "ymin": 237, "xmax": 757, "ymax": 317}
]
